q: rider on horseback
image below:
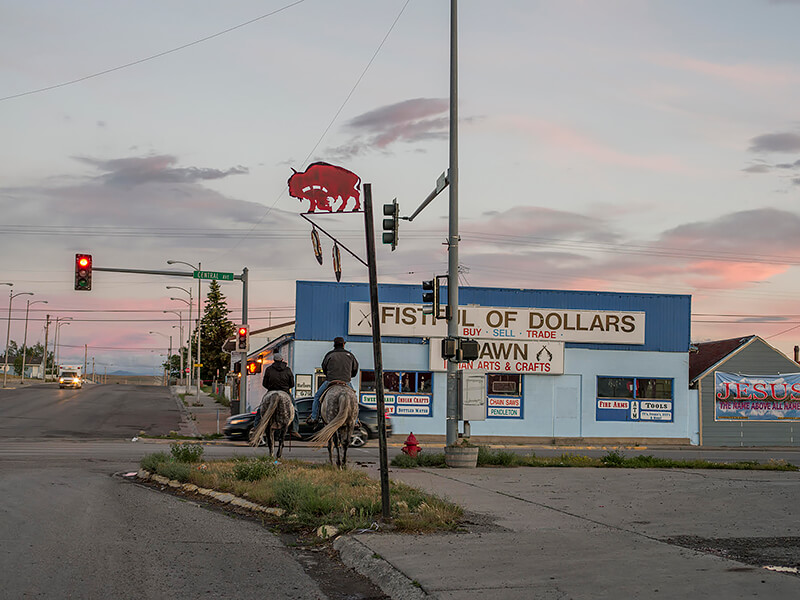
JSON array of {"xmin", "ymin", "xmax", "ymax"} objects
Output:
[
  {"xmin": 307, "ymin": 337, "xmax": 358, "ymax": 426},
  {"xmin": 262, "ymin": 353, "xmax": 301, "ymax": 439}
]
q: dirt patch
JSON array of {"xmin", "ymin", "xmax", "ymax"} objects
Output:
[{"xmin": 665, "ymin": 535, "xmax": 800, "ymax": 572}]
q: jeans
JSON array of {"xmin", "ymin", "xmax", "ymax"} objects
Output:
[{"xmin": 310, "ymin": 381, "xmax": 354, "ymax": 420}]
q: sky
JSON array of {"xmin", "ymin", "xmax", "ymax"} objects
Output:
[{"xmin": 3, "ymin": 0, "xmax": 800, "ymax": 374}]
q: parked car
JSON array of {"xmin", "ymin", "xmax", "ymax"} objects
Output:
[
  {"xmin": 223, "ymin": 397, "xmax": 392, "ymax": 448},
  {"xmin": 222, "ymin": 410, "xmax": 259, "ymax": 441},
  {"xmin": 294, "ymin": 396, "xmax": 392, "ymax": 447}
]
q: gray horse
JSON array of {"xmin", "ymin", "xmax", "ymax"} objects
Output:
[
  {"xmin": 249, "ymin": 390, "xmax": 295, "ymax": 458},
  {"xmin": 310, "ymin": 384, "xmax": 359, "ymax": 468}
]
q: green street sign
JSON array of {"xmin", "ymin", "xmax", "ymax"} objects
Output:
[{"xmin": 193, "ymin": 270, "xmax": 234, "ymax": 281}]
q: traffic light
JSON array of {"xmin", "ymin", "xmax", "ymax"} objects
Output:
[
  {"xmin": 422, "ymin": 277, "xmax": 440, "ymax": 324},
  {"xmin": 246, "ymin": 360, "xmax": 261, "ymax": 375},
  {"xmin": 236, "ymin": 325, "xmax": 249, "ymax": 352},
  {"xmin": 460, "ymin": 339, "xmax": 480, "ymax": 362},
  {"xmin": 74, "ymin": 254, "xmax": 92, "ymax": 291},
  {"xmin": 382, "ymin": 199, "xmax": 399, "ymax": 251}
]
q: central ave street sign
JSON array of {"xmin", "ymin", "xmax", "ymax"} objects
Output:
[{"xmin": 193, "ymin": 270, "xmax": 234, "ymax": 281}]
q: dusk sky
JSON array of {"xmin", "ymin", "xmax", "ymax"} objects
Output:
[{"xmin": 3, "ymin": 0, "xmax": 800, "ymax": 374}]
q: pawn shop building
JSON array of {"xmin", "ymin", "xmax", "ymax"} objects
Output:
[{"xmin": 274, "ymin": 281, "xmax": 694, "ymax": 444}]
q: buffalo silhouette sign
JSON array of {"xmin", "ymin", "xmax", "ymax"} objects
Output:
[{"xmin": 288, "ymin": 162, "xmax": 362, "ymax": 213}]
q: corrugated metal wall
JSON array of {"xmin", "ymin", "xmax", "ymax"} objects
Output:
[
  {"xmin": 699, "ymin": 338, "xmax": 800, "ymax": 446},
  {"xmin": 295, "ymin": 281, "xmax": 691, "ymax": 353}
]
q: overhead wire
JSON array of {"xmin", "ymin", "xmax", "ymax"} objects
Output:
[{"xmin": 0, "ymin": 1, "xmax": 307, "ymax": 102}]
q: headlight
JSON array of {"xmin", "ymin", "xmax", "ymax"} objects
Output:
[{"xmin": 229, "ymin": 418, "xmax": 248, "ymax": 425}]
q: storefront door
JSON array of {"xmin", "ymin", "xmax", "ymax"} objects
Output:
[{"xmin": 553, "ymin": 375, "xmax": 581, "ymax": 438}]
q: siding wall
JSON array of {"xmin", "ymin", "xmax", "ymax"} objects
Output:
[{"xmin": 698, "ymin": 338, "xmax": 800, "ymax": 447}]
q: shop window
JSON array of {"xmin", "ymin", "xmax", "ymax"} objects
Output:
[
  {"xmin": 636, "ymin": 378, "xmax": 672, "ymax": 400},
  {"xmin": 487, "ymin": 373, "xmax": 521, "ymax": 396},
  {"xmin": 359, "ymin": 371, "xmax": 376, "ymax": 392},
  {"xmin": 418, "ymin": 372, "xmax": 432, "ymax": 393},
  {"xmin": 383, "ymin": 371, "xmax": 400, "ymax": 393},
  {"xmin": 597, "ymin": 377, "xmax": 634, "ymax": 399},
  {"xmin": 359, "ymin": 371, "xmax": 433, "ymax": 394}
]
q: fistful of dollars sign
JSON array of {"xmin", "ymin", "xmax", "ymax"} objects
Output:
[
  {"xmin": 715, "ymin": 372, "xmax": 800, "ymax": 422},
  {"xmin": 348, "ymin": 302, "xmax": 645, "ymax": 344}
]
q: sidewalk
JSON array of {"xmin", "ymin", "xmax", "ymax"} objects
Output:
[
  {"xmin": 170, "ymin": 385, "xmax": 230, "ymax": 438},
  {"xmin": 338, "ymin": 463, "xmax": 800, "ymax": 600}
]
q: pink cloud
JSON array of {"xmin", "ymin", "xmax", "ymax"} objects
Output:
[
  {"xmin": 654, "ymin": 53, "xmax": 800, "ymax": 87},
  {"xmin": 497, "ymin": 115, "xmax": 690, "ymax": 173}
]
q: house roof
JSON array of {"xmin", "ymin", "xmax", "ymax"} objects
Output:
[{"xmin": 689, "ymin": 335, "xmax": 756, "ymax": 383}]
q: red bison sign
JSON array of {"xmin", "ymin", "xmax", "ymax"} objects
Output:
[{"xmin": 288, "ymin": 162, "xmax": 361, "ymax": 213}]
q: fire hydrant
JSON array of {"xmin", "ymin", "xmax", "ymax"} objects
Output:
[{"xmin": 401, "ymin": 432, "xmax": 421, "ymax": 457}]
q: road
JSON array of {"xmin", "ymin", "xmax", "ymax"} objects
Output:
[{"xmin": 0, "ymin": 383, "xmax": 386, "ymax": 600}]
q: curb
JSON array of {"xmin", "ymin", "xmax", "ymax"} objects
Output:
[
  {"xmin": 334, "ymin": 536, "xmax": 431, "ymax": 600},
  {"xmin": 169, "ymin": 386, "xmax": 200, "ymax": 438}
]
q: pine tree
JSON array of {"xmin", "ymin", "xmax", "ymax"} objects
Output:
[{"xmin": 190, "ymin": 280, "xmax": 235, "ymax": 383}]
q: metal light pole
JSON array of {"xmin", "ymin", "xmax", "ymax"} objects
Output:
[
  {"xmin": 168, "ymin": 289, "xmax": 193, "ymax": 390},
  {"xmin": 445, "ymin": 0, "xmax": 460, "ymax": 446},
  {"xmin": 0, "ymin": 283, "xmax": 11, "ymax": 385},
  {"xmin": 164, "ymin": 310, "xmax": 184, "ymax": 386},
  {"xmin": 167, "ymin": 260, "xmax": 201, "ymax": 402},
  {"xmin": 149, "ymin": 331, "xmax": 172, "ymax": 386},
  {"xmin": 54, "ymin": 318, "xmax": 72, "ymax": 372},
  {"xmin": 21, "ymin": 299, "xmax": 48, "ymax": 383},
  {"xmin": 4, "ymin": 288, "xmax": 33, "ymax": 388}
]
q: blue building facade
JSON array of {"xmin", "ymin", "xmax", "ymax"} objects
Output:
[{"xmin": 260, "ymin": 280, "xmax": 695, "ymax": 444}]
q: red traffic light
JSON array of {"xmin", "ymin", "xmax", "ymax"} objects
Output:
[
  {"xmin": 74, "ymin": 253, "xmax": 93, "ymax": 291},
  {"xmin": 238, "ymin": 327, "xmax": 247, "ymax": 336}
]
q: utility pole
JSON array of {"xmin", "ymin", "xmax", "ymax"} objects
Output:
[
  {"xmin": 83, "ymin": 344, "xmax": 88, "ymax": 380},
  {"xmin": 92, "ymin": 357, "xmax": 95, "ymax": 383},
  {"xmin": 363, "ymin": 184, "xmax": 391, "ymax": 520},
  {"xmin": 446, "ymin": 0, "xmax": 460, "ymax": 446},
  {"xmin": 42, "ymin": 315, "xmax": 51, "ymax": 381}
]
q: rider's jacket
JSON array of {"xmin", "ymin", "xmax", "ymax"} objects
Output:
[
  {"xmin": 262, "ymin": 361, "xmax": 294, "ymax": 393},
  {"xmin": 321, "ymin": 347, "xmax": 359, "ymax": 382}
]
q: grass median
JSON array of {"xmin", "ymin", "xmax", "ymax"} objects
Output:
[
  {"xmin": 140, "ymin": 443, "xmax": 463, "ymax": 534},
  {"xmin": 391, "ymin": 447, "xmax": 799, "ymax": 471}
]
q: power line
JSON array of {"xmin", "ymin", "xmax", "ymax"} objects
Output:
[{"xmin": 0, "ymin": 1, "xmax": 306, "ymax": 102}]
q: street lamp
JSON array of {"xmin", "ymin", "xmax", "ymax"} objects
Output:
[
  {"xmin": 164, "ymin": 310, "xmax": 184, "ymax": 387},
  {"xmin": 4, "ymin": 288, "xmax": 34, "ymax": 388},
  {"xmin": 166, "ymin": 264, "xmax": 200, "ymax": 401},
  {"xmin": 149, "ymin": 331, "xmax": 172, "ymax": 386},
  {"xmin": 54, "ymin": 318, "xmax": 73, "ymax": 373},
  {"xmin": 168, "ymin": 290, "xmax": 193, "ymax": 390},
  {"xmin": 21, "ymin": 299, "xmax": 48, "ymax": 383}
]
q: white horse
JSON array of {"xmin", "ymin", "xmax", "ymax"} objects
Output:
[{"xmin": 309, "ymin": 384, "xmax": 359, "ymax": 468}]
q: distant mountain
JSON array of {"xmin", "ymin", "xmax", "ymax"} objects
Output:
[{"xmin": 109, "ymin": 369, "xmax": 153, "ymax": 376}]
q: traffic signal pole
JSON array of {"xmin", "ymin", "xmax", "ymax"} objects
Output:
[
  {"xmin": 446, "ymin": 0, "xmax": 459, "ymax": 447},
  {"xmin": 240, "ymin": 267, "xmax": 248, "ymax": 412}
]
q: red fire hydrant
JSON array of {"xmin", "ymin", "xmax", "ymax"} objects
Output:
[{"xmin": 401, "ymin": 432, "xmax": 421, "ymax": 457}]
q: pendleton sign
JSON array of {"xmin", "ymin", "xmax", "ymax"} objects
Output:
[
  {"xmin": 428, "ymin": 338, "xmax": 565, "ymax": 374},
  {"xmin": 348, "ymin": 302, "xmax": 645, "ymax": 344}
]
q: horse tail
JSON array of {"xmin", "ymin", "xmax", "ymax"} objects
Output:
[
  {"xmin": 249, "ymin": 393, "xmax": 280, "ymax": 446},
  {"xmin": 309, "ymin": 391, "xmax": 355, "ymax": 448}
]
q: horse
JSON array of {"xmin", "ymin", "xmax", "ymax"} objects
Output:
[
  {"xmin": 249, "ymin": 390, "xmax": 295, "ymax": 459},
  {"xmin": 309, "ymin": 383, "xmax": 359, "ymax": 468}
]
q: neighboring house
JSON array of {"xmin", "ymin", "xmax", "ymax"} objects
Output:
[
  {"xmin": 690, "ymin": 335, "xmax": 800, "ymax": 447},
  {"xmin": 0, "ymin": 356, "xmax": 43, "ymax": 378}
]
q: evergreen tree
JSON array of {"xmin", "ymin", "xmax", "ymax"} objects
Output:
[{"xmin": 190, "ymin": 280, "xmax": 235, "ymax": 382}]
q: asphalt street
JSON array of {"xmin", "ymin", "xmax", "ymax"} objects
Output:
[{"xmin": 3, "ymin": 382, "xmax": 800, "ymax": 599}]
